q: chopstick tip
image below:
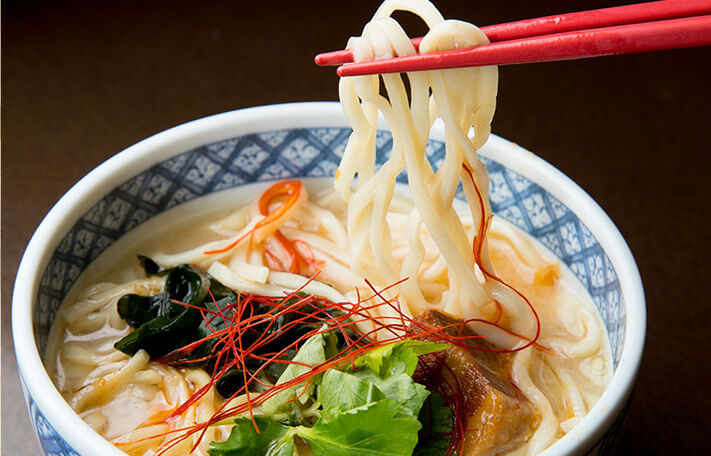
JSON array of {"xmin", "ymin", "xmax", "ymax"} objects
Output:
[
  {"xmin": 315, "ymin": 49, "xmax": 354, "ymax": 66},
  {"xmin": 314, "ymin": 53, "xmax": 326, "ymax": 66}
]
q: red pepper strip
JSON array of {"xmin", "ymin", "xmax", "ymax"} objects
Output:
[{"xmin": 204, "ymin": 180, "xmax": 304, "ymax": 255}]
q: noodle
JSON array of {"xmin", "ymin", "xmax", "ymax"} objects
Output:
[{"xmin": 336, "ymin": 0, "xmax": 504, "ymax": 329}]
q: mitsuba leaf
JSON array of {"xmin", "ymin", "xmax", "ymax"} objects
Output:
[
  {"xmin": 205, "ymin": 335, "xmax": 446, "ymax": 456},
  {"xmin": 261, "ymin": 328, "xmax": 337, "ymax": 417},
  {"xmin": 317, "ymin": 369, "xmax": 385, "ymax": 422},
  {"xmin": 413, "ymin": 392, "xmax": 455, "ymax": 456},
  {"xmin": 352, "ymin": 369, "xmax": 430, "ymax": 418},
  {"xmin": 297, "ymin": 398, "xmax": 421, "ymax": 456},
  {"xmin": 353, "ymin": 339, "xmax": 450, "ymax": 377},
  {"xmin": 208, "ymin": 416, "xmax": 295, "ymax": 456},
  {"xmin": 211, "ymin": 396, "xmax": 423, "ymax": 456}
]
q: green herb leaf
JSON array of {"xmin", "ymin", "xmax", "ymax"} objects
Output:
[
  {"xmin": 353, "ymin": 339, "xmax": 450, "ymax": 377},
  {"xmin": 317, "ymin": 340, "xmax": 446, "ymax": 425},
  {"xmin": 351, "ymin": 369, "xmax": 430, "ymax": 418},
  {"xmin": 297, "ymin": 399, "xmax": 421, "ymax": 456},
  {"xmin": 318, "ymin": 363, "xmax": 429, "ymax": 421},
  {"xmin": 208, "ymin": 416, "xmax": 295, "ymax": 456},
  {"xmin": 261, "ymin": 328, "xmax": 337, "ymax": 417},
  {"xmin": 317, "ymin": 369, "xmax": 385, "ymax": 422}
]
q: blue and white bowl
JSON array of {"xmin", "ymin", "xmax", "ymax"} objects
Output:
[{"xmin": 12, "ymin": 102, "xmax": 645, "ymax": 456}]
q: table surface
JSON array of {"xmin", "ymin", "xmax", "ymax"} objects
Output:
[{"xmin": 3, "ymin": 0, "xmax": 710, "ymax": 454}]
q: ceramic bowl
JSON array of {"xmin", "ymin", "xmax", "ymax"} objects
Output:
[{"xmin": 12, "ymin": 102, "xmax": 645, "ymax": 456}]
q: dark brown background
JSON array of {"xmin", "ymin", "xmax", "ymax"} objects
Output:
[{"xmin": 3, "ymin": 0, "xmax": 710, "ymax": 454}]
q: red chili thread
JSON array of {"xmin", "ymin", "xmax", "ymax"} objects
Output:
[{"xmin": 204, "ymin": 180, "xmax": 304, "ymax": 255}]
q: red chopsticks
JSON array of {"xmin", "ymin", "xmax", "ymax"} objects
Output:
[{"xmin": 315, "ymin": 0, "xmax": 711, "ymax": 76}]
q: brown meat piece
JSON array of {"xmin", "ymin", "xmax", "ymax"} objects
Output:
[{"xmin": 410, "ymin": 309, "xmax": 539, "ymax": 456}]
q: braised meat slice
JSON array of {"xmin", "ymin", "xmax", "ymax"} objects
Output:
[{"xmin": 410, "ymin": 309, "xmax": 539, "ymax": 456}]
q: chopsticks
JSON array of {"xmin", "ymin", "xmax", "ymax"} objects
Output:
[{"xmin": 315, "ymin": 0, "xmax": 711, "ymax": 76}]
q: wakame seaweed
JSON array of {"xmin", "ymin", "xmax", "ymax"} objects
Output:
[
  {"xmin": 114, "ymin": 264, "xmax": 213, "ymax": 360},
  {"xmin": 114, "ymin": 256, "xmax": 344, "ymax": 398},
  {"xmin": 137, "ymin": 255, "xmax": 166, "ymax": 276}
]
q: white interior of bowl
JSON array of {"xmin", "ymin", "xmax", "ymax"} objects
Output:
[{"xmin": 13, "ymin": 102, "xmax": 645, "ymax": 455}]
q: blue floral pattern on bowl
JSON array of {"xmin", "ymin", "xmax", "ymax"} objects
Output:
[
  {"xmin": 21, "ymin": 375, "xmax": 81, "ymax": 456},
  {"xmin": 28, "ymin": 127, "xmax": 626, "ymax": 455}
]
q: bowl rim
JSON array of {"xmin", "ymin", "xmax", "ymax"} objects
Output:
[{"xmin": 12, "ymin": 101, "xmax": 645, "ymax": 455}]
